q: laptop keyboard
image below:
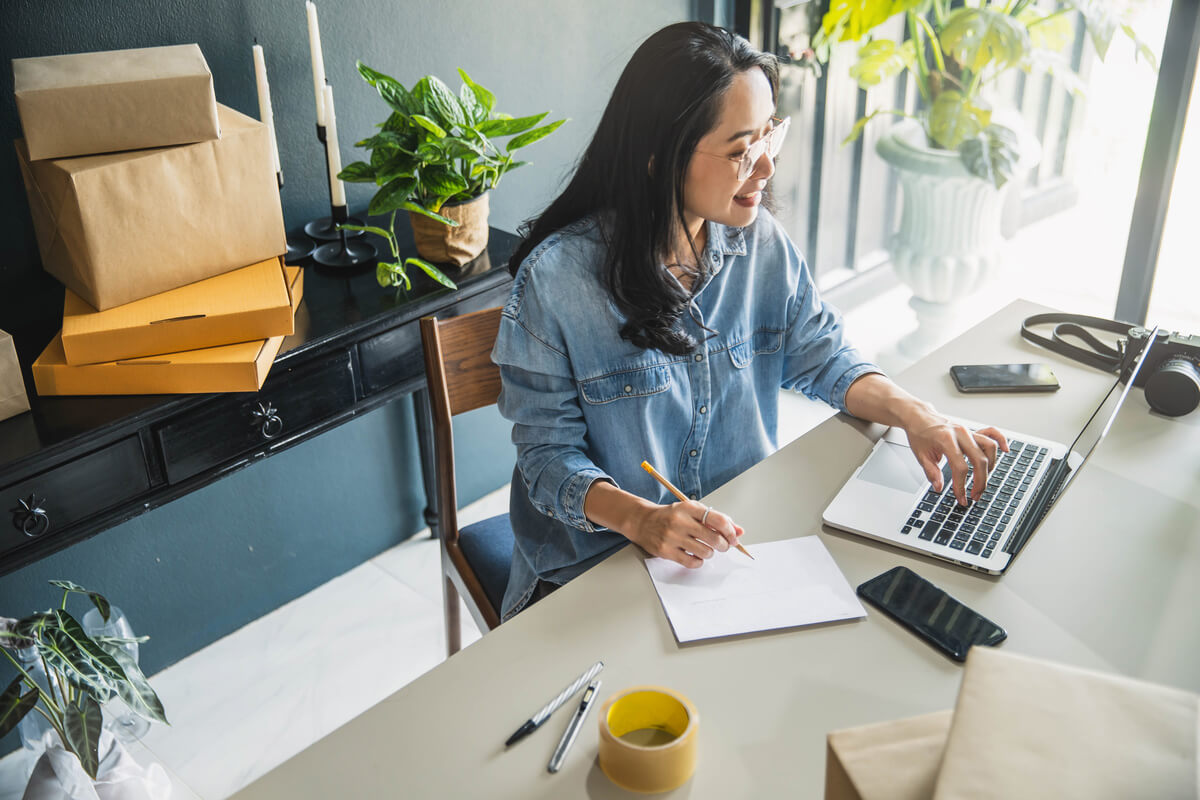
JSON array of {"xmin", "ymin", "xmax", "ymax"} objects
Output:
[{"xmin": 899, "ymin": 441, "xmax": 1049, "ymax": 559}]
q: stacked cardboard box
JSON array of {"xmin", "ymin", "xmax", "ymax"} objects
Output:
[
  {"xmin": 825, "ymin": 648, "xmax": 1199, "ymax": 800},
  {"xmin": 13, "ymin": 44, "xmax": 295, "ymax": 395}
]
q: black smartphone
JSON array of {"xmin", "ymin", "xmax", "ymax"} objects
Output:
[
  {"xmin": 950, "ymin": 363, "xmax": 1060, "ymax": 393},
  {"xmin": 856, "ymin": 566, "xmax": 1007, "ymax": 662}
]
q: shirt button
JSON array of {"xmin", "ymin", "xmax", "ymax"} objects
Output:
[
  {"xmin": 624, "ymin": 385, "xmax": 632, "ymax": 393},
  {"xmin": 689, "ymin": 493, "xmax": 698, "ymax": 500},
  {"xmin": 690, "ymin": 449, "xmax": 698, "ymax": 457},
  {"xmin": 699, "ymin": 405, "xmax": 708, "ymax": 414},
  {"xmin": 694, "ymin": 354, "xmax": 704, "ymax": 362}
]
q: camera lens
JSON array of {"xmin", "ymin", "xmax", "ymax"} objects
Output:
[{"xmin": 1144, "ymin": 357, "xmax": 1200, "ymax": 417}]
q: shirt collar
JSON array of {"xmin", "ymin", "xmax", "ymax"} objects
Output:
[{"xmin": 706, "ymin": 221, "xmax": 747, "ymax": 258}]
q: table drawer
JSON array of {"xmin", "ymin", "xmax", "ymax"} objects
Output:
[
  {"xmin": 155, "ymin": 351, "xmax": 356, "ymax": 484},
  {"xmin": 359, "ymin": 288, "xmax": 510, "ymax": 395},
  {"xmin": 2, "ymin": 437, "xmax": 150, "ymax": 555}
]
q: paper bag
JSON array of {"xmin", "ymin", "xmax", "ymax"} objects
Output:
[
  {"xmin": 933, "ymin": 648, "xmax": 1199, "ymax": 799},
  {"xmin": 15, "ymin": 104, "xmax": 286, "ymax": 310},
  {"xmin": 1, "ymin": 328, "xmax": 32, "ymax": 422},
  {"xmin": 14, "ymin": 44, "xmax": 219, "ymax": 161},
  {"xmin": 825, "ymin": 710, "xmax": 951, "ymax": 800}
]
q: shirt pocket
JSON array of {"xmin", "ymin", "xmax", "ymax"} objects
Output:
[
  {"xmin": 579, "ymin": 364, "xmax": 673, "ymax": 404},
  {"xmin": 728, "ymin": 328, "xmax": 784, "ymax": 369}
]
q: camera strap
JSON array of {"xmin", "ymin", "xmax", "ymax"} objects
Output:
[{"xmin": 1020, "ymin": 312, "xmax": 1139, "ymax": 374}]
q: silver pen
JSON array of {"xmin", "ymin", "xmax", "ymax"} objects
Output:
[
  {"xmin": 547, "ymin": 678, "xmax": 601, "ymax": 773},
  {"xmin": 505, "ymin": 660, "xmax": 603, "ymax": 747}
]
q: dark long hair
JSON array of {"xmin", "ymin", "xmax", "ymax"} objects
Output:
[{"xmin": 507, "ymin": 22, "xmax": 778, "ymax": 355}]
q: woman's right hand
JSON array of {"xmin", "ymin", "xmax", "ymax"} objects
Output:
[{"xmin": 628, "ymin": 501, "xmax": 744, "ymax": 568}]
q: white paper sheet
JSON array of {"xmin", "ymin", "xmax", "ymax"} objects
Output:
[{"xmin": 644, "ymin": 536, "xmax": 866, "ymax": 642}]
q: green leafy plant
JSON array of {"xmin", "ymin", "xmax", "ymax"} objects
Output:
[
  {"xmin": 817, "ymin": 0, "xmax": 1156, "ymax": 187},
  {"xmin": 339, "ymin": 63, "xmax": 566, "ymax": 293},
  {"xmin": 0, "ymin": 581, "xmax": 167, "ymax": 779}
]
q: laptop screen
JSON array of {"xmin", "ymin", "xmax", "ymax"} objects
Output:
[{"xmin": 1054, "ymin": 327, "xmax": 1160, "ymax": 500}]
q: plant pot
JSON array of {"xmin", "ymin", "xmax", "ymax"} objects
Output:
[
  {"xmin": 876, "ymin": 120, "xmax": 1038, "ymax": 304},
  {"xmin": 22, "ymin": 729, "xmax": 170, "ymax": 800},
  {"xmin": 409, "ymin": 192, "xmax": 490, "ymax": 267},
  {"xmin": 876, "ymin": 119, "xmax": 1039, "ymax": 357}
]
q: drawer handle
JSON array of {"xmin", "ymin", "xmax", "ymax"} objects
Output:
[
  {"xmin": 252, "ymin": 401, "xmax": 284, "ymax": 440},
  {"xmin": 10, "ymin": 495, "xmax": 50, "ymax": 538}
]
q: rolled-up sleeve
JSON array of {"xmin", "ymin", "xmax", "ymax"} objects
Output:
[
  {"xmin": 778, "ymin": 240, "xmax": 882, "ymax": 413},
  {"xmin": 492, "ymin": 272, "xmax": 612, "ymax": 532}
]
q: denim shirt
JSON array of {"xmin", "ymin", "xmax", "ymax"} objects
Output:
[{"xmin": 492, "ymin": 210, "xmax": 881, "ymax": 620}]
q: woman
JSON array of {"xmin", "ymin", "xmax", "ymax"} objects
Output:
[{"xmin": 492, "ymin": 21, "xmax": 1007, "ymax": 621}]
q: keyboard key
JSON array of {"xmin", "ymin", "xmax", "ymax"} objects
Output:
[
  {"xmin": 1009, "ymin": 440, "xmax": 1025, "ymax": 450},
  {"xmin": 917, "ymin": 502, "xmax": 934, "ymax": 512},
  {"xmin": 901, "ymin": 525, "xmax": 912, "ymax": 534},
  {"xmin": 966, "ymin": 541, "xmax": 984, "ymax": 555},
  {"xmin": 950, "ymin": 539, "xmax": 967, "ymax": 550},
  {"xmin": 981, "ymin": 523, "xmax": 994, "ymax": 533},
  {"xmin": 948, "ymin": 513, "xmax": 964, "ymax": 524},
  {"xmin": 983, "ymin": 547, "xmax": 994, "ymax": 557},
  {"xmin": 918, "ymin": 521, "xmax": 938, "ymax": 541},
  {"xmin": 935, "ymin": 528, "xmax": 953, "ymax": 546}
]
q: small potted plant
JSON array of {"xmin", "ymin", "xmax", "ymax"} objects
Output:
[
  {"xmin": 813, "ymin": 0, "xmax": 1155, "ymax": 317},
  {"xmin": 339, "ymin": 64, "xmax": 566, "ymax": 295},
  {"xmin": 0, "ymin": 580, "xmax": 168, "ymax": 789}
]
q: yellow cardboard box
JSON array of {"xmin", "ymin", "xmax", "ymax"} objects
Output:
[
  {"xmin": 62, "ymin": 256, "xmax": 294, "ymax": 365},
  {"xmin": 33, "ymin": 267, "xmax": 303, "ymax": 396},
  {"xmin": 14, "ymin": 44, "xmax": 220, "ymax": 161},
  {"xmin": 15, "ymin": 104, "xmax": 285, "ymax": 311},
  {"xmin": 934, "ymin": 648, "xmax": 1199, "ymax": 800},
  {"xmin": 825, "ymin": 710, "xmax": 952, "ymax": 800}
]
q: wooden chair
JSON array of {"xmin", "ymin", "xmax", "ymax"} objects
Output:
[{"xmin": 419, "ymin": 307, "xmax": 514, "ymax": 656}]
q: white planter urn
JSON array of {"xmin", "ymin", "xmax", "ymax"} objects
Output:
[{"xmin": 876, "ymin": 119, "xmax": 1038, "ymax": 356}]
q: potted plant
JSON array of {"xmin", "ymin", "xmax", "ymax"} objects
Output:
[
  {"xmin": 813, "ymin": 0, "xmax": 1155, "ymax": 323},
  {"xmin": 0, "ymin": 580, "xmax": 167, "ymax": 787},
  {"xmin": 339, "ymin": 64, "xmax": 566, "ymax": 294}
]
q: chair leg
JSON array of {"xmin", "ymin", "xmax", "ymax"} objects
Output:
[{"xmin": 444, "ymin": 575, "xmax": 462, "ymax": 657}]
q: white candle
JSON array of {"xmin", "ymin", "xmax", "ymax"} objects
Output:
[
  {"xmin": 323, "ymin": 84, "xmax": 346, "ymax": 207},
  {"xmin": 305, "ymin": 1, "xmax": 327, "ymax": 127},
  {"xmin": 251, "ymin": 44, "xmax": 282, "ymax": 176}
]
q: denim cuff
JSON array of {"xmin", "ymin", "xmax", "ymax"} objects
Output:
[
  {"xmin": 831, "ymin": 363, "xmax": 886, "ymax": 414},
  {"xmin": 558, "ymin": 469, "xmax": 614, "ymax": 532}
]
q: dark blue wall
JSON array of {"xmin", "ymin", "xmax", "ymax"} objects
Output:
[{"xmin": 0, "ymin": 0, "xmax": 690, "ymax": 759}]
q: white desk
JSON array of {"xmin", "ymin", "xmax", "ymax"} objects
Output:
[{"xmin": 233, "ymin": 300, "xmax": 1200, "ymax": 799}]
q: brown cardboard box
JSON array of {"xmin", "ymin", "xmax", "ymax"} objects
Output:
[
  {"xmin": 14, "ymin": 44, "xmax": 220, "ymax": 161},
  {"xmin": 16, "ymin": 104, "xmax": 286, "ymax": 311},
  {"xmin": 1, "ymin": 329, "xmax": 32, "ymax": 422},
  {"xmin": 32, "ymin": 266, "xmax": 303, "ymax": 396},
  {"xmin": 825, "ymin": 711, "xmax": 952, "ymax": 800},
  {"xmin": 62, "ymin": 256, "xmax": 294, "ymax": 365},
  {"xmin": 934, "ymin": 648, "xmax": 1199, "ymax": 800}
]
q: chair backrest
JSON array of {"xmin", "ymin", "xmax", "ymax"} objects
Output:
[{"xmin": 419, "ymin": 307, "xmax": 505, "ymax": 634}]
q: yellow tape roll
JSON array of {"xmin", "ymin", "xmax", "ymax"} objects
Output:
[{"xmin": 597, "ymin": 686, "xmax": 698, "ymax": 793}]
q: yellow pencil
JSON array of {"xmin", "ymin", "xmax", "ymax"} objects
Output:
[{"xmin": 640, "ymin": 460, "xmax": 755, "ymax": 560}]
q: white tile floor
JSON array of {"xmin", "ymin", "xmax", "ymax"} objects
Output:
[{"xmin": 3, "ymin": 210, "xmax": 1193, "ymax": 797}]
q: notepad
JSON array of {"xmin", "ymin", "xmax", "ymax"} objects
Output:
[{"xmin": 644, "ymin": 536, "xmax": 866, "ymax": 643}]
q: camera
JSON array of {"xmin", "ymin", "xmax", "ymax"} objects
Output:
[{"xmin": 1125, "ymin": 327, "xmax": 1200, "ymax": 417}]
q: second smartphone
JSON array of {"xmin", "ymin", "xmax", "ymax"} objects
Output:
[
  {"xmin": 857, "ymin": 566, "xmax": 1007, "ymax": 662},
  {"xmin": 950, "ymin": 363, "xmax": 1060, "ymax": 393}
]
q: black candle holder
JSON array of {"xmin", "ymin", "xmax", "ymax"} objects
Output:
[
  {"xmin": 279, "ymin": 172, "xmax": 316, "ymax": 264},
  {"xmin": 312, "ymin": 205, "xmax": 377, "ymax": 268},
  {"xmin": 305, "ymin": 123, "xmax": 367, "ymax": 241}
]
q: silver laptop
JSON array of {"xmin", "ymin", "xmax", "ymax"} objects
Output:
[{"xmin": 822, "ymin": 329, "xmax": 1159, "ymax": 575}]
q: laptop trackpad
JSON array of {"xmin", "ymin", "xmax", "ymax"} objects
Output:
[{"xmin": 858, "ymin": 441, "xmax": 927, "ymax": 494}]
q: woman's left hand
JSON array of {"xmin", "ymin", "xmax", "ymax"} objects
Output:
[{"xmin": 903, "ymin": 408, "xmax": 1009, "ymax": 505}]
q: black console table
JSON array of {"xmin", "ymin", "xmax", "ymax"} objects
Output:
[{"xmin": 0, "ymin": 225, "xmax": 517, "ymax": 577}]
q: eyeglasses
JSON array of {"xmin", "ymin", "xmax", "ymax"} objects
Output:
[{"xmin": 696, "ymin": 116, "xmax": 791, "ymax": 181}]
